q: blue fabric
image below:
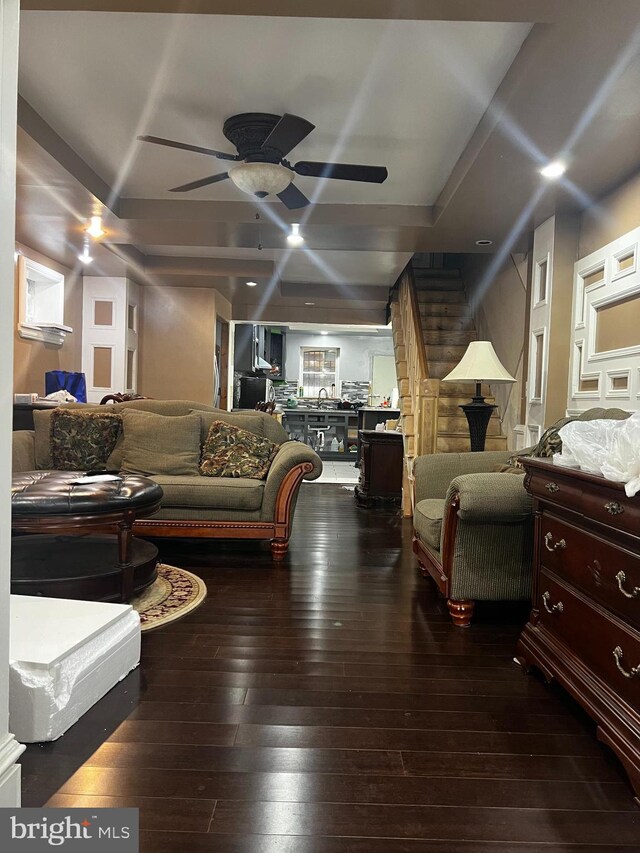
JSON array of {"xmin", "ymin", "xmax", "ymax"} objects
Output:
[{"xmin": 45, "ymin": 370, "xmax": 87, "ymax": 403}]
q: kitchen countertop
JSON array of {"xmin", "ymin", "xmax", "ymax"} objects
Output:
[{"xmin": 280, "ymin": 406, "xmax": 399, "ymax": 413}]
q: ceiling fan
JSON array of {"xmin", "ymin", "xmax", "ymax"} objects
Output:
[{"xmin": 138, "ymin": 112, "xmax": 388, "ymax": 209}]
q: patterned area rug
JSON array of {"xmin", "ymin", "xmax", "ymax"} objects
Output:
[{"xmin": 131, "ymin": 564, "xmax": 207, "ymax": 632}]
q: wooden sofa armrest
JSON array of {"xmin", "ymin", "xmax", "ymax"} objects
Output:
[{"xmin": 262, "ymin": 442, "xmax": 322, "ymax": 521}]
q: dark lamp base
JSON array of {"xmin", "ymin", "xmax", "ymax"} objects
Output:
[{"xmin": 459, "ymin": 381, "xmax": 497, "ymax": 452}]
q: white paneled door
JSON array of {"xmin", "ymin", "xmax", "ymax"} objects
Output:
[{"xmin": 82, "ymin": 277, "xmax": 139, "ymax": 403}]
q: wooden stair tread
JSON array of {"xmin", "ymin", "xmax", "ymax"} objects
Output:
[
  {"xmin": 422, "ymin": 317, "xmax": 476, "ymax": 330},
  {"xmin": 425, "ymin": 345, "xmax": 469, "ymax": 361},
  {"xmin": 423, "ymin": 331, "xmax": 477, "ymax": 345},
  {"xmin": 414, "ymin": 280, "xmax": 465, "ymax": 292},
  {"xmin": 416, "ymin": 291, "xmax": 468, "ymax": 304},
  {"xmin": 418, "ymin": 304, "xmax": 473, "ymax": 317}
]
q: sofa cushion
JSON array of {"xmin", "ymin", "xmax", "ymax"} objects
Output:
[
  {"xmin": 33, "ymin": 409, "xmax": 55, "ymax": 469},
  {"xmin": 152, "ymin": 474, "xmax": 264, "ymax": 511},
  {"xmin": 50, "ymin": 409, "xmax": 122, "ymax": 471},
  {"xmin": 194, "ymin": 409, "xmax": 265, "ymax": 443},
  {"xmin": 414, "ymin": 499, "xmax": 445, "ymax": 551},
  {"xmin": 200, "ymin": 421, "xmax": 279, "ymax": 480},
  {"xmin": 120, "ymin": 410, "xmax": 201, "ymax": 476}
]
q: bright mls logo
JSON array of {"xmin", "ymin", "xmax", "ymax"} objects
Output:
[{"xmin": 0, "ymin": 809, "xmax": 138, "ymax": 851}]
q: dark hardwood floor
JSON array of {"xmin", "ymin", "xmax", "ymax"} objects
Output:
[{"xmin": 19, "ymin": 483, "xmax": 640, "ymax": 850}]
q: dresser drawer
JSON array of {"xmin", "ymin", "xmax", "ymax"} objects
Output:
[
  {"xmin": 527, "ymin": 468, "xmax": 583, "ymax": 512},
  {"xmin": 540, "ymin": 515, "xmax": 640, "ymax": 629},
  {"xmin": 582, "ymin": 487, "xmax": 640, "ymax": 538},
  {"xmin": 538, "ymin": 571, "xmax": 640, "ymax": 710}
]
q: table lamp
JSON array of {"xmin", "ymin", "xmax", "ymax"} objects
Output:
[{"xmin": 442, "ymin": 341, "xmax": 516, "ymax": 452}]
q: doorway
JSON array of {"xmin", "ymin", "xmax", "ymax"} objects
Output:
[
  {"xmin": 215, "ymin": 318, "xmax": 230, "ymax": 410},
  {"xmin": 371, "ymin": 355, "xmax": 397, "ymax": 405}
]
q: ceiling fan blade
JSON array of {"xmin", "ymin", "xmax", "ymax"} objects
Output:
[
  {"xmin": 262, "ymin": 114, "xmax": 315, "ymax": 157},
  {"xmin": 294, "ymin": 161, "xmax": 388, "ymax": 183},
  {"xmin": 169, "ymin": 172, "xmax": 230, "ymax": 192},
  {"xmin": 277, "ymin": 183, "xmax": 310, "ymax": 210},
  {"xmin": 138, "ymin": 135, "xmax": 238, "ymax": 161}
]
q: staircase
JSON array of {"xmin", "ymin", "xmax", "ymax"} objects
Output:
[{"xmin": 413, "ymin": 265, "xmax": 507, "ymax": 453}]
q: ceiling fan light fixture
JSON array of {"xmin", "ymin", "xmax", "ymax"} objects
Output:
[{"xmin": 228, "ymin": 161, "xmax": 293, "ymax": 198}]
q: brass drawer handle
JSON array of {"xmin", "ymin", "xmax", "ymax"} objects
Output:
[
  {"xmin": 613, "ymin": 646, "xmax": 640, "ymax": 679},
  {"xmin": 616, "ymin": 571, "xmax": 640, "ymax": 600},
  {"xmin": 544, "ymin": 532, "xmax": 566, "ymax": 552},
  {"xmin": 545, "ymin": 482, "xmax": 559, "ymax": 493},
  {"xmin": 542, "ymin": 591, "xmax": 564, "ymax": 614},
  {"xmin": 605, "ymin": 501, "xmax": 624, "ymax": 516}
]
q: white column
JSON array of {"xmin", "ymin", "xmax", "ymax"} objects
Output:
[{"xmin": 0, "ymin": 0, "xmax": 26, "ymax": 806}]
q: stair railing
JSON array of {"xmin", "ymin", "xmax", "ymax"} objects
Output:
[{"xmin": 391, "ymin": 262, "xmax": 440, "ymax": 515}]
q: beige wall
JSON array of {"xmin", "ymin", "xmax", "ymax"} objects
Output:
[
  {"xmin": 138, "ymin": 285, "xmax": 217, "ymax": 403},
  {"xmin": 13, "ymin": 243, "xmax": 83, "ymax": 394},
  {"xmin": 215, "ymin": 291, "xmax": 232, "ymax": 323},
  {"xmin": 463, "ymin": 252, "xmax": 528, "ymax": 448},
  {"xmin": 580, "ymin": 169, "xmax": 640, "ymax": 258}
]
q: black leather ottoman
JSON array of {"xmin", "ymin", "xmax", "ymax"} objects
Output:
[{"xmin": 11, "ymin": 471, "xmax": 163, "ymax": 602}]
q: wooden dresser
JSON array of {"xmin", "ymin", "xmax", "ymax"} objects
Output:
[
  {"xmin": 354, "ymin": 430, "xmax": 403, "ymax": 507},
  {"xmin": 519, "ymin": 457, "xmax": 640, "ymax": 804}
]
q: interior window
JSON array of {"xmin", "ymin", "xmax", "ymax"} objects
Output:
[{"xmin": 301, "ymin": 348, "xmax": 339, "ymax": 396}]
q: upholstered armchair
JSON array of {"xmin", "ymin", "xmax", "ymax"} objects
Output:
[{"xmin": 412, "ymin": 450, "xmax": 534, "ymax": 627}]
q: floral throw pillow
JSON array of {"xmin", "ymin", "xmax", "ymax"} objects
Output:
[
  {"xmin": 50, "ymin": 410, "xmax": 122, "ymax": 471},
  {"xmin": 200, "ymin": 420, "xmax": 279, "ymax": 480}
]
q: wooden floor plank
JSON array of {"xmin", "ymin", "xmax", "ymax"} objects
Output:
[{"xmin": 207, "ymin": 800, "xmax": 640, "ymax": 844}]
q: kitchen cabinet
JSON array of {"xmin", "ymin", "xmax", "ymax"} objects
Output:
[
  {"xmin": 282, "ymin": 409, "xmax": 358, "ymax": 460},
  {"xmin": 263, "ymin": 327, "xmax": 286, "ymax": 378},
  {"xmin": 234, "ymin": 324, "xmax": 286, "ymax": 377}
]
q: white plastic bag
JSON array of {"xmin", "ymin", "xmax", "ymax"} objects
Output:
[
  {"xmin": 43, "ymin": 389, "xmax": 77, "ymax": 403},
  {"xmin": 555, "ymin": 413, "xmax": 640, "ymax": 496}
]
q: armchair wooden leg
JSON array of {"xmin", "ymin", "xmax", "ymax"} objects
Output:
[
  {"xmin": 447, "ymin": 599, "xmax": 475, "ymax": 628},
  {"xmin": 271, "ymin": 538, "xmax": 289, "ymax": 562}
]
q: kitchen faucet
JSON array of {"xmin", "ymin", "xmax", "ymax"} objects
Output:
[{"xmin": 318, "ymin": 387, "xmax": 328, "ymax": 408}]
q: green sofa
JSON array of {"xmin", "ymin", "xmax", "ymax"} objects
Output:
[
  {"xmin": 11, "ymin": 399, "xmax": 322, "ymax": 561},
  {"xmin": 413, "ymin": 407, "xmax": 631, "ymax": 626}
]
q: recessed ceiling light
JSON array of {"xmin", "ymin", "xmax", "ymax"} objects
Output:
[
  {"xmin": 539, "ymin": 160, "xmax": 566, "ymax": 179},
  {"xmin": 475, "ymin": 239, "xmax": 493, "ymax": 246},
  {"xmin": 304, "ymin": 302, "xmax": 315, "ymax": 306},
  {"xmin": 86, "ymin": 215, "xmax": 105, "ymax": 239},
  {"xmin": 78, "ymin": 237, "xmax": 93, "ymax": 264},
  {"xmin": 246, "ymin": 280, "xmax": 258, "ymax": 287},
  {"xmin": 286, "ymin": 223, "xmax": 304, "ymax": 247},
  {"xmin": 320, "ymin": 330, "xmax": 329, "ymax": 336}
]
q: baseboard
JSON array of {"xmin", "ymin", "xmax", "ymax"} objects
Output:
[{"xmin": 0, "ymin": 733, "xmax": 25, "ymax": 806}]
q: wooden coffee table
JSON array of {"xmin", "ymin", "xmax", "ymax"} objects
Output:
[{"xmin": 11, "ymin": 471, "xmax": 163, "ymax": 602}]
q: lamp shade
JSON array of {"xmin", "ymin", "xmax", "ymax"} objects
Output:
[{"xmin": 442, "ymin": 341, "xmax": 516, "ymax": 384}]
